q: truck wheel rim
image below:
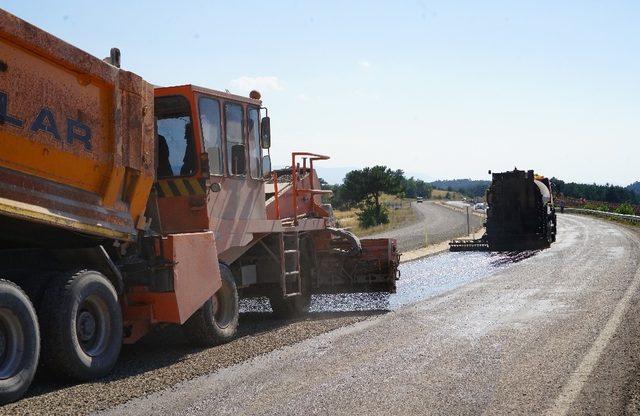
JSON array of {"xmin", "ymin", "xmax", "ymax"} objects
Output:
[
  {"xmin": 213, "ymin": 281, "xmax": 234, "ymax": 329},
  {"xmin": 0, "ymin": 308, "xmax": 24, "ymax": 380},
  {"xmin": 76, "ymin": 295, "xmax": 111, "ymax": 357}
]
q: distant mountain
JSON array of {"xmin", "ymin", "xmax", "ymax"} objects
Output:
[
  {"xmin": 430, "ymin": 179, "xmax": 491, "ymax": 197},
  {"xmin": 628, "ymin": 182, "xmax": 640, "ymax": 195}
]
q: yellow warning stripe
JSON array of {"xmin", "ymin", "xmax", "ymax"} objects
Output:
[
  {"xmin": 174, "ymin": 179, "xmax": 189, "ymax": 196},
  {"xmin": 156, "ymin": 178, "xmax": 206, "ymax": 198},
  {"xmin": 158, "ymin": 181, "xmax": 173, "ymax": 197}
]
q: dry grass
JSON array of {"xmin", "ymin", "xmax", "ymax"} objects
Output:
[
  {"xmin": 430, "ymin": 189, "xmax": 464, "ymax": 200},
  {"xmin": 333, "ymin": 195, "xmax": 417, "ymax": 237}
]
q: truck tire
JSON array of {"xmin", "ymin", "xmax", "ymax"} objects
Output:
[
  {"xmin": 183, "ymin": 264, "xmax": 239, "ymax": 347},
  {"xmin": 546, "ymin": 220, "xmax": 555, "ymax": 245},
  {"xmin": 39, "ymin": 270, "xmax": 122, "ymax": 381},
  {"xmin": 0, "ymin": 280, "xmax": 39, "ymax": 405}
]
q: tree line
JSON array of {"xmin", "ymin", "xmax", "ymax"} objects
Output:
[{"xmin": 552, "ymin": 178, "xmax": 639, "ymax": 204}]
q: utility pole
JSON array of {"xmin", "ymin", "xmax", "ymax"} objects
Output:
[{"xmin": 466, "ymin": 206, "xmax": 470, "ymax": 236}]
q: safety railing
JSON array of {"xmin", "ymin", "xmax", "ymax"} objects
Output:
[
  {"xmin": 290, "ymin": 152, "xmax": 331, "ymax": 225},
  {"xmin": 564, "ymin": 207, "xmax": 640, "ymax": 224}
]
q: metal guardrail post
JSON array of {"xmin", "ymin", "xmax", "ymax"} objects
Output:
[{"xmin": 466, "ymin": 206, "xmax": 470, "ymax": 235}]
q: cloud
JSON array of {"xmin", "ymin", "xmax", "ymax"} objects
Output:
[
  {"xmin": 297, "ymin": 94, "xmax": 310, "ymax": 102},
  {"xmin": 229, "ymin": 76, "xmax": 284, "ymax": 93},
  {"xmin": 358, "ymin": 60, "xmax": 372, "ymax": 69}
]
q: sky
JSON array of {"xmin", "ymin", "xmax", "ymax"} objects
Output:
[{"xmin": 3, "ymin": 1, "xmax": 638, "ymax": 185}]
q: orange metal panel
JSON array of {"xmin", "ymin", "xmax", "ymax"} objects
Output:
[
  {"xmin": 124, "ymin": 232, "xmax": 222, "ymax": 326},
  {"xmin": 159, "ymin": 231, "xmax": 221, "ymax": 323}
]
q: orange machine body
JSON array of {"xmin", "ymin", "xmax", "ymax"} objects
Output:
[{"xmin": 150, "ymin": 84, "xmax": 399, "ymax": 296}]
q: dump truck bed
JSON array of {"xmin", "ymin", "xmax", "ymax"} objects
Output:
[{"xmin": 0, "ymin": 10, "xmax": 155, "ymax": 243}]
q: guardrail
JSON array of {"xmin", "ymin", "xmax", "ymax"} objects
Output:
[{"xmin": 564, "ymin": 207, "xmax": 640, "ymax": 224}]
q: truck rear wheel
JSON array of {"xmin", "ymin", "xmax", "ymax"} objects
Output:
[
  {"xmin": 0, "ymin": 280, "xmax": 39, "ymax": 405},
  {"xmin": 183, "ymin": 264, "xmax": 239, "ymax": 347},
  {"xmin": 39, "ymin": 270, "xmax": 122, "ymax": 380},
  {"xmin": 546, "ymin": 220, "xmax": 555, "ymax": 245}
]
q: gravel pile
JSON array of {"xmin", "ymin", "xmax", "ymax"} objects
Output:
[{"xmin": 1, "ymin": 311, "xmax": 382, "ymax": 415}]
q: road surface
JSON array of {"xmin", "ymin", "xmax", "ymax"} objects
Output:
[
  {"xmin": 372, "ymin": 201, "xmax": 484, "ymax": 252},
  {"xmin": 106, "ymin": 214, "xmax": 640, "ymax": 415}
]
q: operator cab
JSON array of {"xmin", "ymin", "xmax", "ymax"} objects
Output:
[
  {"xmin": 154, "ymin": 85, "xmax": 271, "ymax": 181},
  {"xmin": 151, "ymin": 85, "xmax": 272, "ymax": 238}
]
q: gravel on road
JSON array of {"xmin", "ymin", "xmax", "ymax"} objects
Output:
[{"xmin": 0, "ymin": 311, "xmax": 381, "ymax": 416}]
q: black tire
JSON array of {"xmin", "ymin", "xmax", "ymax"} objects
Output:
[
  {"xmin": 546, "ymin": 220, "xmax": 554, "ymax": 245},
  {"xmin": 0, "ymin": 280, "xmax": 39, "ymax": 405},
  {"xmin": 183, "ymin": 264, "xmax": 239, "ymax": 347},
  {"xmin": 39, "ymin": 270, "xmax": 122, "ymax": 381}
]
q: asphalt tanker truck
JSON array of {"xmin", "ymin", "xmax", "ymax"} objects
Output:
[
  {"xmin": 450, "ymin": 169, "xmax": 557, "ymax": 251},
  {"xmin": 0, "ymin": 10, "xmax": 399, "ymax": 403}
]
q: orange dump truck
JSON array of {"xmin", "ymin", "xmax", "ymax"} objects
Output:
[{"xmin": 0, "ymin": 9, "xmax": 399, "ymax": 404}]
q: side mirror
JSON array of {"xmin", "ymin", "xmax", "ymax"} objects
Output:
[
  {"xmin": 260, "ymin": 117, "xmax": 271, "ymax": 149},
  {"xmin": 262, "ymin": 154, "xmax": 272, "ymax": 177}
]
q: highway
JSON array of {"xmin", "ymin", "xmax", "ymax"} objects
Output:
[
  {"xmin": 103, "ymin": 214, "xmax": 640, "ymax": 416},
  {"xmin": 372, "ymin": 201, "xmax": 484, "ymax": 251}
]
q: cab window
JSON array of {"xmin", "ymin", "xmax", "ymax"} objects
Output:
[
  {"xmin": 225, "ymin": 103, "xmax": 245, "ymax": 176},
  {"xmin": 248, "ymin": 107, "xmax": 261, "ymax": 179},
  {"xmin": 155, "ymin": 95, "xmax": 196, "ymax": 178},
  {"xmin": 198, "ymin": 97, "xmax": 223, "ymax": 175}
]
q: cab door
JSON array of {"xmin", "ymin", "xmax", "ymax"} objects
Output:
[{"xmin": 153, "ymin": 93, "xmax": 209, "ymax": 233}]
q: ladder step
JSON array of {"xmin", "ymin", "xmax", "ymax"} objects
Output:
[
  {"xmin": 284, "ymin": 292, "xmax": 302, "ymax": 298},
  {"xmin": 284, "ymin": 250, "xmax": 299, "ymax": 254},
  {"xmin": 296, "ymin": 189, "xmax": 333, "ymax": 195},
  {"xmin": 284, "ymin": 271, "xmax": 299, "ymax": 276}
]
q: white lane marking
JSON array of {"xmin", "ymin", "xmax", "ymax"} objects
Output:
[{"xmin": 547, "ymin": 247, "xmax": 640, "ymax": 415}]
